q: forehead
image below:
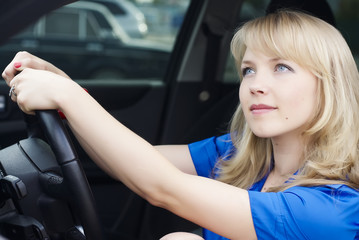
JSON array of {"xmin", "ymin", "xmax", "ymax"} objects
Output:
[
  {"xmin": 241, "ymin": 48, "xmax": 282, "ymax": 63},
  {"xmin": 239, "ymin": 27, "xmax": 304, "ymax": 66}
]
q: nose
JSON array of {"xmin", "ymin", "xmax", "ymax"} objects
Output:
[
  {"xmin": 248, "ymin": 76, "xmax": 268, "ymax": 95},
  {"xmin": 249, "ymin": 86, "xmax": 266, "ymax": 95}
]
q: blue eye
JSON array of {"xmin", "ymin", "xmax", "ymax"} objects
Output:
[
  {"xmin": 242, "ymin": 67, "xmax": 255, "ymax": 76},
  {"xmin": 276, "ymin": 64, "xmax": 293, "ymax": 72}
]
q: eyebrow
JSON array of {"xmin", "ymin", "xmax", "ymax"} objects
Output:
[
  {"xmin": 241, "ymin": 58, "xmax": 281, "ymax": 66},
  {"xmin": 241, "ymin": 60, "xmax": 252, "ymax": 65}
]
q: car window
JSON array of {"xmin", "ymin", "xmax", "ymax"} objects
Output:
[
  {"xmin": 223, "ymin": 0, "xmax": 359, "ymax": 83},
  {"xmin": 0, "ymin": 0, "xmax": 191, "ymax": 81},
  {"xmin": 329, "ymin": 0, "xmax": 359, "ymax": 66},
  {"xmin": 15, "ymin": 24, "xmax": 36, "ymax": 38},
  {"xmin": 92, "ymin": 0, "xmax": 126, "ymax": 15},
  {"xmin": 223, "ymin": 0, "xmax": 270, "ymax": 84},
  {"xmin": 44, "ymin": 11, "xmax": 79, "ymax": 38},
  {"xmin": 86, "ymin": 11, "xmax": 100, "ymax": 39},
  {"xmin": 89, "ymin": 10, "xmax": 117, "ymax": 39}
]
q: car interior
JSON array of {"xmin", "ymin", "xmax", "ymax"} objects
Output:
[{"xmin": 0, "ymin": 0, "xmax": 357, "ymax": 239}]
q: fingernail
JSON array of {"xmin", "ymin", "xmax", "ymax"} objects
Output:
[
  {"xmin": 57, "ymin": 110, "xmax": 67, "ymax": 120},
  {"xmin": 14, "ymin": 62, "xmax": 21, "ymax": 68}
]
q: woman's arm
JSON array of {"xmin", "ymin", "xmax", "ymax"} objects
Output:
[
  {"xmin": 2, "ymin": 52, "xmax": 197, "ymax": 176},
  {"xmin": 154, "ymin": 145, "xmax": 197, "ymax": 175},
  {"xmin": 3, "ymin": 63, "xmax": 257, "ymax": 240},
  {"xmin": 60, "ymin": 85, "xmax": 256, "ymax": 240}
]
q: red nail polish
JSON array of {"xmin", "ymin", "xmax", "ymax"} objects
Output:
[
  {"xmin": 57, "ymin": 110, "xmax": 67, "ymax": 120},
  {"xmin": 14, "ymin": 62, "xmax": 21, "ymax": 68}
]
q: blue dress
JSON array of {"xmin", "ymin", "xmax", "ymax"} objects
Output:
[{"xmin": 188, "ymin": 134, "xmax": 359, "ymax": 240}]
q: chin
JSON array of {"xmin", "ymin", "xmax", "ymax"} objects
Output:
[{"xmin": 251, "ymin": 130, "xmax": 274, "ymax": 139}]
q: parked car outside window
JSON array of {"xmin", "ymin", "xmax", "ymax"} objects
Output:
[
  {"xmin": 0, "ymin": 1, "xmax": 171, "ymax": 80},
  {"xmin": 83, "ymin": 0, "xmax": 149, "ymax": 38}
]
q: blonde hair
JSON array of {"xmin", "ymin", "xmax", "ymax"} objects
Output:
[{"xmin": 217, "ymin": 10, "xmax": 359, "ymax": 191}]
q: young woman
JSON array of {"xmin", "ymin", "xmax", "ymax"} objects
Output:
[{"xmin": 3, "ymin": 10, "xmax": 359, "ymax": 240}]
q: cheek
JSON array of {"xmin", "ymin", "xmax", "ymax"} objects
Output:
[
  {"xmin": 239, "ymin": 83, "xmax": 248, "ymax": 103},
  {"xmin": 284, "ymin": 88, "xmax": 317, "ymax": 121}
]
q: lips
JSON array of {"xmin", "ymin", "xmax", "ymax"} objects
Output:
[{"xmin": 249, "ymin": 104, "xmax": 277, "ymax": 114}]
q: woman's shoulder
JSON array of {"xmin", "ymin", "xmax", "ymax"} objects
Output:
[
  {"xmin": 279, "ymin": 184, "xmax": 359, "ymax": 211},
  {"xmin": 283, "ymin": 184, "xmax": 359, "ymax": 199},
  {"xmin": 249, "ymin": 184, "xmax": 359, "ymax": 239}
]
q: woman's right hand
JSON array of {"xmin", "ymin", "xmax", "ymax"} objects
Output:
[
  {"xmin": 2, "ymin": 51, "xmax": 70, "ymax": 85},
  {"xmin": 1, "ymin": 51, "xmax": 80, "ymax": 115},
  {"xmin": 5, "ymin": 67, "xmax": 79, "ymax": 115}
]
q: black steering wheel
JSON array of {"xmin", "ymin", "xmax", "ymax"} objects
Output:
[{"xmin": 0, "ymin": 110, "xmax": 104, "ymax": 240}]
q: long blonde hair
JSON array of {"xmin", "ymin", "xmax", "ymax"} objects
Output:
[{"xmin": 217, "ymin": 10, "xmax": 359, "ymax": 191}]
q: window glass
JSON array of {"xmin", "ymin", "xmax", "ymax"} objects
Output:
[
  {"xmin": 45, "ymin": 11, "xmax": 79, "ymax": 38},
  {"xmin": 328, "ymin": 0, "xmax": 359, "ymax": 67},
  {"xmin": 14, "ymin": 24, "xmax": 36, "ymax": 38},
  {"xmin": 86, "ymin": 15, "xmax": 98, "ymax": 39},
  {"xmin": 139, "ymin": 0, "xmax": 188, "ymax": 42},
  {"xmin": 223, "ymin": 0, "xmax": 359, "ymax": 83},
  {"xmin": 88, "ymin": 10, "xmax": 118, "ymax": 40},
  {"xmin": 91, "ymin": 11, "xmax": 112, "ymax": 31},
  {"xmin": 223, "ymin": 0, "xmax": 270, "ymax": 83},
  {"xmin": 92, "ymin": 1, "xmax": 126, "ymax": 15},
  {"xmin": 0, "ymin": 0, "xmax": 191, "ymax": 81}
]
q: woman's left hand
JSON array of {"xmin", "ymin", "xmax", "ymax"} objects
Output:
[{"xmin": 2, "ymin": 51, "xmax": 71, "ymax": 84}]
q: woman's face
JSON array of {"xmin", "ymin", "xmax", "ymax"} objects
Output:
[{"xmin": 239, "ymin": 48, "xmax": 318, "ymax": 140}]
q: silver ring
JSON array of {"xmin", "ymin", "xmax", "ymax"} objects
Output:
[{"xmin": 9, "ymin": 85, "xmax": 17, "ymax": 97}]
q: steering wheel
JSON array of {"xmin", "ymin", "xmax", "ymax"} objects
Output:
[{"xmin": 0, "ymin": 110, "xmax": 104, "ymax": 240}]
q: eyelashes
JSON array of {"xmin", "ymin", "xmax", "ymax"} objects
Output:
[
  {"xmin": 242, "ymin": 67, "xmax": 255, "ymax": 76},
  {"xmin": 241, "ymin": 64, "xmax": 294, "ymax": 77},
  {"xmin": 275, "ymin": 64, "xmax": 293, "ymax": 73}
]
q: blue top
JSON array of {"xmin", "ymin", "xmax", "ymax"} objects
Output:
[{"xmin": 188, "ymin": 134, "xmax": 359, "ymax": 240}]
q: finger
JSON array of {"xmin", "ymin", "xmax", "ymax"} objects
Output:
[
  {"xmin": 9, "ymin": 85, "xmax": 16, "ymax": 97},
  {"xmin": 9, "ymin": 84, "xmax": 18, "ymax": 103},
  {"xmin": 2, "ymin": 53, "xmax": 26, "ymax": 84},
  {"xmin": 2, "ymin": 62, "xmax": 17, "ymax": 85},
  {"xmin": 16, "ymin": 101, "xmax": 35, "ymax": 116},
  {"xmin": 2, "ymin": 51, "xmax": 36, "ymax": 84},
  {"xmin": 13, "ymin": 62, "xmax": 24, "ymax": 71},
  {"xmin": 8, "ymin": 80, "xmax": 33, "ymax": 115},
  {"xmin": 14, "ymin": 54, "xmax": 45, "ymax": 71},
  {"xmin": 8, "ymin": 71, "xmax": 22, "ymax": 102}
]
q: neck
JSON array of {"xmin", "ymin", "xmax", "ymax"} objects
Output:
[{"xmin": 271, "ymin": 134, "xmax": 304, "ymax": 176}]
